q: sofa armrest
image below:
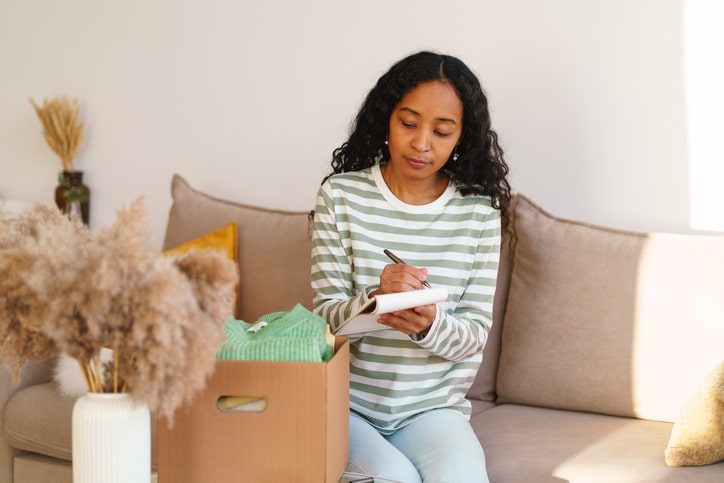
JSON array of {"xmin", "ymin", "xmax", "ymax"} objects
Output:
[{"xmin": 1, "ymin": 360, "xmax": 55, "ymax": 483}]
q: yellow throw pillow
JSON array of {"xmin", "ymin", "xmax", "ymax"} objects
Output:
[
  {"xmin": 164, "ymin": 222, "xmax": 239, "ymax": 315},
  {"xmin": 164, "ymin": 221, "xmax": 238, "ymax": 261},
  {"xmin": 665, "ymin": 360, "xmax": 724, "ymax": 467}
]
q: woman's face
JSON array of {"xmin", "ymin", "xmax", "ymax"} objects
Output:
[{"xmin": 387, "ymin": 80, "xmax": 463, "ymax": 180}]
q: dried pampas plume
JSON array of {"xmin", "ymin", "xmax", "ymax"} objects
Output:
[
  {"xmin": 0, "ymin": 204, "xmax": 82, "ymax": 376},
  {"xmin": 30, "ymin": 96, "xmax": 84, "ymax": 172},
  {"xmin": 0, "ymin": 199, "xmax": 238, "ymax": 422}
]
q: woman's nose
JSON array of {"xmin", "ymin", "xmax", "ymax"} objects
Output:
[{"xmin": 411, "ymin": 131, "xmax": 431, "ymax": 152}]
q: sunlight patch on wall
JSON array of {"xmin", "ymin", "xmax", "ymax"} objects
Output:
[
  {"xmin": 630, "ymin": 234, "xmax": 724, "ymax": 423},
  {"xmin": 685, "ymin": 0, "xmax": 724, "ymax": 232}
]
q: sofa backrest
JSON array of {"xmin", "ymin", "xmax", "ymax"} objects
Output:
[
  {"xmin": 492, "ymin": 194, "xmax": 724, "ymax": 423},
  {"xmin": 163, "ymin": 177, "xmax": 724, "ymax": 424},
  {"xmin": 466, "ymin": 220, "xmax": 514, "ymax": 406},
  {"xmin": 163, "ymin": 174, "xmax": 314, "ymax": 323}
]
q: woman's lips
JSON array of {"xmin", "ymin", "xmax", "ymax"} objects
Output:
[{"xmin": 405, "ymin": 156, "xmax": 428, "ymax": 168}]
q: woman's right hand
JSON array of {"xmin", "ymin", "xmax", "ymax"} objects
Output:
[{"xmin": 375, "ymin": 263, "xmax": 429, "ymax": 295}]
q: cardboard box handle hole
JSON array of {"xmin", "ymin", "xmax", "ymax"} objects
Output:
[{"xmin": 216, "ymin": 395, "xmax": 267, "ymax": 413}]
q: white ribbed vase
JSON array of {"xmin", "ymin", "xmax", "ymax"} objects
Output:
[{"xmin": 72, "ymin": 393, "xmax": 150, "ymax": 483}]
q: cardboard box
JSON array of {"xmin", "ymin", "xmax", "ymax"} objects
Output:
[{"xmin": 158, "ymin": 338, "xmax": 349, "ymax": 483}]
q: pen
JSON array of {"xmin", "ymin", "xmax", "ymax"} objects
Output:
[{"xmin": 383, "ymin": 249, "xmax": 432, "ymax": 288}]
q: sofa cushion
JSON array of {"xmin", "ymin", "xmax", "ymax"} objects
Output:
[
  {"xmin": 472, "ymin": 404, "xmax": 724, "ymax": 483},
  {"xmin": 665, "ymin": 360, "xmax": 724, "ymax": 467},
  {"xmin": 496, "ymin": 195, "xmax": 724, "ymax": 422},
  {"xmin": 4, "ymin": 383, "xmax": 75, "ymax": 461},
  {"xmin": 162, "ymin": 174, "xmax": 315, "ymax": 323}
]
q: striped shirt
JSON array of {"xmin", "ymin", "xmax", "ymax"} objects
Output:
[{"xmin": 311, "ymin": 164, "xmax": 501, "ymax": 434}]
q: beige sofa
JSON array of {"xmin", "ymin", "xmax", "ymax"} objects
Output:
[{"xmin": 2, "ymin": 174, "xmax": 723, "ymax": 482}]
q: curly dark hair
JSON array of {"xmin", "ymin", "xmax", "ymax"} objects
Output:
[{"xmin": 327, "ymin": 51, "xmax": 513, "ymax": 230}]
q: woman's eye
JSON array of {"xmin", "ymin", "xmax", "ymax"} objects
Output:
[
  {"xmin": 402, "ymin": 121, "xmax": 415, "ymax": 128},
  {"xmin": 435, "ymin": 130, "xmax": 451, "ymax": 137}
]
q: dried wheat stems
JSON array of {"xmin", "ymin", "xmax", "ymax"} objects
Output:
[{"xmin": 30, "ymin": 96, "xmax": 84, "ymax": 172}]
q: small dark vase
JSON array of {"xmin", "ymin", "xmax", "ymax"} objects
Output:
[{"xmin": 55, "ymin": 171, "xmax": 90, "ymax": 225}]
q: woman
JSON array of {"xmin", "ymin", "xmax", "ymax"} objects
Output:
[{"xmin": 311, "ymin": 51, "xmax": 511, "ymax": 482}]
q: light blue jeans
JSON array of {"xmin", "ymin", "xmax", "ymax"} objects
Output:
[{"xmin": 347, "ymin": 409, "xmax": 489, "ymax": 483}]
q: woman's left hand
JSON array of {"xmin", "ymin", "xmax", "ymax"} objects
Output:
[{"xmin": 377, "ymin": 303, "xmax": 436, "ymax": 336}]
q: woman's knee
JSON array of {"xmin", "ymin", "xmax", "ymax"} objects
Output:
[
  {"xmin": 420, "ymin": 450, "xmax": 488, "ymax": 483},
  {"xmin": 389, "ymin": 409, "xmax": 489, "ymax": 483},
  {"xmin": 348, "ymin": 414, "xmax": 422, "ymax": 483}
]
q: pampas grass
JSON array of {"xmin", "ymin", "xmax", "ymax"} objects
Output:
[
  {"xmin": 0, "ymin": 199, "xmax": 237, "ymax": 421},
  {"xmin": 30, "ymin": 96, "xmax": 84, "ymax": 172}
]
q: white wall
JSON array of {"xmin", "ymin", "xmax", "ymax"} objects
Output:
[{"xmin": 1, "ymin": 0, "xmax": 717, "ymax": 248}]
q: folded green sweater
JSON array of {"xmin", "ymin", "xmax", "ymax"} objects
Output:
[{"xmin": 217, "ymin": 304, "xmax": 333, "ymax": 362}]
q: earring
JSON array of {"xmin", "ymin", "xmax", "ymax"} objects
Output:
[
  {"xmin": 384, "ymin": 140, "xmax": 388, "ymax": 145},
  {"xmin": 452, "ymin": 146, "xmax": 459, "ymax": 162}
]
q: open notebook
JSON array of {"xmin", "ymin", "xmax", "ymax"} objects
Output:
[{"xmin": 333, "ymin": 287, "xmax": 448, "ymax": 336}]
